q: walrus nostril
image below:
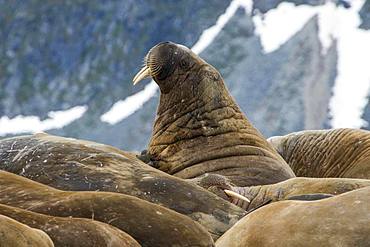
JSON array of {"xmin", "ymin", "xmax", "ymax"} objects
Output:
[{"xmin": 156, "ymin": 41, "xmax": 173, "ymax": 47}]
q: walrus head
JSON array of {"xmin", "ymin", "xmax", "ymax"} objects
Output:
[
  {"xmin": 133, "ymin": 42, "xmax": 295, "ymax": 199},
  {"xmin": 133, "ymin": 41, "xmax": 207, "ymax": 94}
]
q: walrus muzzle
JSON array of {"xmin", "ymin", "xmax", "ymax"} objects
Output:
[{"xmin": 133, "ymin": 41, "xmax": 178, "ymax": 85}]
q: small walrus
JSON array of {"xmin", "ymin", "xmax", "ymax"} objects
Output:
[
  {"xmin": 133, "ymin": 41, "xmax": 295, "ymax": 187},
  {"xmin": 0, "ymin": 203, "xmax": 140, "ymax": 247},
  {"xmin": 0, "ymin": 170, "xmax": 214, "ymax": 247},
  {"xmin": 216, "ymin": 186, "xmax": 370, "ymax": 247},
  {"xmin": 0, "ymin": 214, "xmax": 54, "ymax": 247},
  {"xmin": 0, "ymin": 132, "xmax": 245, "ymax": 239},
  {"xmin": 268, "ymin": 128, "xmax": 370, "ymax": 179}
]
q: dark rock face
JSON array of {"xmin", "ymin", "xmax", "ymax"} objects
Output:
[
  {"xmin": 252, "ymin": 0, "xmax": 325, "ymax": 13},
  {"xmin": 362, "ymin": 97, "xmax": 370, "ymax": 129},
  {"xmin": 0, "ymin": 0, "xmax": 368, "ymax": 150},
  {"xmin": 360, "ymin": 0, "xmax": 370, "ymax": 30},
  {"xmin": 252, "ymin": 0, "xmax": 352, "ymax": 13},
  {"xmin": 0, "ymin": 0, "xmax": 229, "ymax": 118}
]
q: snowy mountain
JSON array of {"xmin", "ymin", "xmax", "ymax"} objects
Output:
[{"xmin": 0, "ymin": 0, "xmax": 369, "ymax": 151}]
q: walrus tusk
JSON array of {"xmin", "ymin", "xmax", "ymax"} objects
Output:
[
  {"xmin": 133, "ymin": 66, "xmax": 151, "ymax": 85},
  {"xmin": 224, "ymin": 189, "xmax": 250, "ymax": 203}
]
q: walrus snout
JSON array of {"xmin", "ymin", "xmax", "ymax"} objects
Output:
[
  {"xmin": 191, "ymin": 174, "xmax": 250, "ymax": 204},
  {"xmin": 133, "ymin": 41, "xmax": 192, "ymax": 85},
  {"xmin": 133, "ymin": 41, "xmax": 177, "ymax": 85}
]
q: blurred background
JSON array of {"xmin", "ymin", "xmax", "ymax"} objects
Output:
[{"xmin": 0, "ymin": 0, "xmax": 369, "ymax": 151}]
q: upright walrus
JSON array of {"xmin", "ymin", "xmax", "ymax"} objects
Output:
[
  {"xmin": 133, "ymin": 41, "xmax": 295, "ymax": 186},
  {"xmin": 268, "ymin": 128, "xmax": 370, "ymax": 179},
  {"xmin": 0, "ymin": 132, "xmax": 245, "ymax": 240}
]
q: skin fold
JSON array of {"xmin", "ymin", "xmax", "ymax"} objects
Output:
[
  {"xmin": 216, "ymin": 186, "xmax": 370, "ymax": 247},
  {"xmin": 134, "ymin": 41, "xmax": 295, "ymax": 187},
  {"xmin": 0, "ymin": 214, "xmax": 54, "ymax": 247},
  {"xmin": 0, "ymin": 170, "xmax": 214, "ymax": 247},
  {"xmin": 0, "ymin": 132, "xmax": 245, "ymax": 240},
  {"xmin": 0, "ymin": 203, "xmax": 140, "ymax": 247},
  {"xmin": 268, "ymin": 128, "xmax": 370, "ymax": 179}
]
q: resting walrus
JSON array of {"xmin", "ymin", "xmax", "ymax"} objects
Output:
[
  {"xmin": 133, "ymin": 41, "xmax": 295, "ymax": 186},
  {"xmin": 0, "ymin": 203, "xmax": 140, "ymax": 247},
  {"xmin": 0, "ymin": 132, "xmax": 245, "ymax": 239},
  {"xmin": 192, "ymin": 174, "xmax": 370, "ymax": 211},
  {"xmin": 268, "ymin": 128, "xmax": 370, "ymax": 179},
  {"xmin": 216, "ymin": 186, "xmax": 370, "ymax": 247},
  {"xmin": 0, "ymin": 214, "xmax": 54, "ymax": 247},
  {"xmin": 0, "ymin": 170, "xmax": 214, "ymax": 247}
]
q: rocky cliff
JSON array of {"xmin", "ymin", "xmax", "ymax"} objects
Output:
[{"xmin": 0, "ymin": 0, "xmax": 369, "ymax": 151}]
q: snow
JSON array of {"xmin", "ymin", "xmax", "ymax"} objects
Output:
[
  {"xmin": 100, "ymin": 82, "xmax": 158, "ymax": 124},
  {"xmin": 252, "ymin": 2, "xmax": 317, "ymax": 53},
  {"xmin": 252, "ymin": 0, "xmax": 370, "ymax": 128},
  {"xmin": 100, "ymin": 0, "xmax": 253, "ymax": 125},
  {"xmin": 328, "ymin": 0, "xmax": 370, "ymax": 128},
  {"xmin": 0, "ymin": 105, "xmax": 87, "ymax": 136},
  {"xmin": 192, "ymin": 0, "xmax": 251, "ymax": 54}
]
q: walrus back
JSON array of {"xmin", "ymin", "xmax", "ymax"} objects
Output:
[{"xmin": 269, "ymin": 128, "xmax": 370, "ymax": 179}]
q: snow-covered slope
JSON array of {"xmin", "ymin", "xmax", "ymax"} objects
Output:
[
  {"xmin": 252, "ymin": 1, "xmax": 370, "ymax": 128},
  {"xmin": 0, "ymin": 106, "xmax": 87, "ymax": 135}
]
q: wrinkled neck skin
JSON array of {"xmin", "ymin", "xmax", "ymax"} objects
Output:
[{"xmin": 148, "ymin": 65, "xmax": 294, "ymax": 186}]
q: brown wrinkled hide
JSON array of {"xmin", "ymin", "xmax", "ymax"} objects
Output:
[
  {"xmin": 0, "ymin": 133, "xmax": 245, "ymax": 240},
  {"xmin": 230, "ymin": 177, "xmax": 370, "ymax": 211},
  {"xmin": 216, "ymin": 186, "xmax": 370, "ymax": 247},
  {"xmin": 0, "ymin": 214, "xmax": 54, "ymax": 247},
  {"xmin": 146, "ymin": 42, "xmax": 295, "ymax": 186},
  {"xmin": 0, "ymin": 171, "xmax": 214, "ymax": 247},
  {"xmin": 0, "ymin": 203, "xmax": 140, "ymax": 247},
  {"xmin": 268, "ymin": 128, "xmax": 370, "ymax": 179}
]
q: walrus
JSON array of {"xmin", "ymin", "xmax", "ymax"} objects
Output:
[
  {"xmin": 0, "ymin": 170, "xmax": 214, "ymax": 247},
  {"xmin": 0, "ymin": 214, "xmax": 54, "ymax": 247},
  {"xmin": 0, "ymin": 203, "xmax": 140, "ymax": 247},
  {"xmin": 268, "ymin": 128, "xmax": 370, "ymax": 179},
  {"xmin": 133, "ymin": 41, "xmax": 295, "ymax": 187},
  {"xmin": 216, "ymin": 186, "xmax": 370, "ymax": 247},
  {"xmin": 0, "ymin": 133, "xmax": 245, "ymax": 239},
  {"xmin": 192, "ymin": 174, "xmax": 370, "ymax": 211}
]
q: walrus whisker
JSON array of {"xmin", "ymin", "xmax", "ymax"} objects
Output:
[
  {"xmin": 148, "ymin": 61, "xmax": 161, "ymax": 68},
  {"xmin": 151, "ymin": 70, "xmax": 161, "ymax": 77},
  {"xmin": 150, "ymin": 66, "xmax": 162, "ymax": 76},
  {"xmin": 148, "ymin": 63, "xmax": 162, "ymax": 77},
  {"xmin": 224, "ymin": 189, "xmax": 250, "ymax": 203}
]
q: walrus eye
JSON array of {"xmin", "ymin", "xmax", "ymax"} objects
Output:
[{"xmin": 179, "ymin": 58, "xmax": 189, "ymax": 70}]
